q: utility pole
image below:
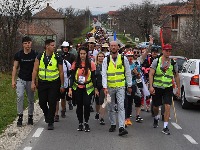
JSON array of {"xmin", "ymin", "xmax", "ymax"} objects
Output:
[{"xmin": 192, "ymin": 0, "xmax": 196, "ymax": 58}]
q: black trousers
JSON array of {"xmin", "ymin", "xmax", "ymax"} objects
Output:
[
  {"xmin": 38, "ymin": 79, "xmax": 60, "ymax": 123},
  {"xmin": 75, "ymin": 87, "xmax": 92, "ymax": 123}
]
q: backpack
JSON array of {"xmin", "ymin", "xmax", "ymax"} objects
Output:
[
  {"xmin": 107, "ymin": 54, "xmax": 124, "ymax": 69},
  {"xmin": 155, "ymin": 54, "xmax": 176, "ymax": 74},
  {"xmin": 63, "ymin": 60, "xmax": 71, "ymax": 78}
]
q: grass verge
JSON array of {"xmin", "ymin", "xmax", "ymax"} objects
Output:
[{"xmin": 0, "ymin": 73, "xmax": 37, "ymax": 134}]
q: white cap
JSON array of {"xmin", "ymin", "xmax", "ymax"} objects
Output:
[{"xmin": 61, "ymin": 41, "xmax": 70, "ymax": 47}]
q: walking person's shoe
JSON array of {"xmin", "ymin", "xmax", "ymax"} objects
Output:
[
  {"xmin": 90, "ymin": 106, "xmax": 94, "ymax": 112},
  {"xmin": 84, "ymin": 123, "xmax": 90, "ymax": 132},
  {"xmin": 136, "ymin": 115, "xmax": 143, "ymax": 122},
  {"xmin": 48, "ymin": 123, "xmax": 54, "ymax": 130},
  {"xmin": 27, "ymin": 115, "xmax": 33, "ymax": 125},
  {"xmin": 153, "ymin": 118, "xmax": 159, "ymax": 128},
  {"xmin": 69, "ymin": 103, "xmax": 73, "ymax": 110},
  {"xmin": 125, "ymin": 118, "xmax": 132, "ymax": 126},
  {"xmin": 109, "ymin": 125, "xmax": 116, "ymax": 132},
  {"xmin": 77, "ymin": 123, "xmax": 84, "ymax": 131},
  {"xmin": 146, "ymin": 105, "xmax": 150, "ymax": 112},
  {"xmin": 17, "ymin": 114, "xmax": 23, "ymax": 127},
  {"xmin": 119, "ymin": 127, "xmax": 128, "ymax": 136},
  {"xmin": 61, "ymin": 109, "xmax": 66, "ymax": 118},
  {"xmin": 54, "ymin": 115, "xmax": 59, "ymax": 122},
  {"xmin": 162, "ymin": 126, "xmax": 170, "ymax": 135},
  {"xmin": 99, "ymin": 118, "xmax": 105, "ymax": 125},
  {"xmin": 95, "ymin": 113, "xmax": 99, "ymax": 120}
]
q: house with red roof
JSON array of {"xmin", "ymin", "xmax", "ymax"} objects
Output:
[
  {"xmin": 171, "ymin": 0, "xmax": 200, "ymax": 42},
  {"xmin": 19, "ymin": 3, "xmax": 65, "ymax": 46}
]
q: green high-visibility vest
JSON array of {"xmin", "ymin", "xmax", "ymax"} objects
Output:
[
  {"xmin": 153, "ymin": 57, "xmax": 173, "ymax": 88},
  {"xmin": 72, "ymin": 69, "xmax": 94, "ymax": 95},
  {"xmin": 38, "ymin": 52, "xmax": 59, "ymax": 81},
  {"xmin": 107, "ymin": 54, "xmax": 125, "ymax": 88}
]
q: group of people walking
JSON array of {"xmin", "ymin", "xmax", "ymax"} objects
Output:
[{"xmin": 12, "ymin": 32, "xmax": 180, "ymax": 136}]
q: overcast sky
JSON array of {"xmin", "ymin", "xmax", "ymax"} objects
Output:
[{"xmin": 45, "ymin": 0, "xmax": 186, "ymax": 14}]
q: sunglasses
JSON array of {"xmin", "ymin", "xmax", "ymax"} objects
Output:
[{"xmin": 133, "ymin": 51, "xmax": 140, "ymax": 54}]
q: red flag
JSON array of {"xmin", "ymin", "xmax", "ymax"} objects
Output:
[{"xmin": 160, "ymin": 27, "xmax": 164, "ymax": 48}]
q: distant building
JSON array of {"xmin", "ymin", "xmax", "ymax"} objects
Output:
[
  {"xmin": 171, "ymin": 0, "xmax": 200, "ymax": 42},
  {"xmin": 19, "ymin": 3, "xmax": 65, "ymax": 46},
  {"xmin": 107, "ymin": 11, "xmax": 119, "ymax": 29},
  {"xmin": 158, "ymin": 5, "xmax": 180, "ymax": 43}
]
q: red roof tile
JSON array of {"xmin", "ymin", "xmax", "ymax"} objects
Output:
[
  {"xmin": 108, "ymin": 11, "xmax": 119, "ymax": 16},
  {"xmin": 174, "ymin": 0, "xmax": 200, "ymax": 15},
  {"xmin": 32, "ymin": 3, "xmax": 64, "ymax": 19}
]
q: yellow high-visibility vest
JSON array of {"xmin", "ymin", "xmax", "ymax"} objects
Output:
[{"xmin": 38, "ymin": 52, "xmax": 59, "ymax": 81}]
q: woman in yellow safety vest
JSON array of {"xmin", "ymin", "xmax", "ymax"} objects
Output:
[{"xmin": 68, "ymin": 46, "xmax": 97, "ymax": 132}]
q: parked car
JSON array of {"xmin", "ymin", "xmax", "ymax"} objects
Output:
[
  {"xmin": 138, "ymin": 42, "xmax": 149, "ymax": 48},
  {"xmin": 169, "ymin": 56, "xmax": 187, "ymax": 72},
  {"xmin": 179, "ymin": 59, "xmax": 200, "ymax": 109}
]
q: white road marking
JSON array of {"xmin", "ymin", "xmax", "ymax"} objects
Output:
[
  {"xmin": 171, "ymin": 122, "xmax": 182, "ymax": 129},
  {"xmin": 23, "ymin": 147, "xmax": 32, "ymax": 150},
  {"xmin": 183, "ymin": 134, "xmax": 198, "ymax": 144},
  {"xmin": 32, "ymin": 128, "xmax": 44, "ymax": 137}
]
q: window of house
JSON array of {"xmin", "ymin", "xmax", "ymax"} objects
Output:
[{"xmin": 172, "ymin": 16, "xmax": 178, "ymax": 29}]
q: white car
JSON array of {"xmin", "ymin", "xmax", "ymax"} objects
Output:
[{"xmin": 179, "ymin": 59, "xmax": 200, "ymax": 109}]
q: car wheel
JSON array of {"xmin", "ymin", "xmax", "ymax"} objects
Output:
[{"xmin": 181, "ymin": 89, "xmax": 191, "ymax": 109}]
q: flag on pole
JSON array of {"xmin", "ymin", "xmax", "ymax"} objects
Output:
[
  {"xmin": 160, "ymin": 27, "xmax": 164, "ymax": 48},
  {"xmin": 114, "ymin": 31, "xmax": 117, "ymax": 41}
]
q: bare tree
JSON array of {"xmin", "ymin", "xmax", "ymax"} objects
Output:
[
  {"xmin": 0, "ymin": 0, "xmax": 49, "ymax": 72},
  {"xmin": 58, "ymin": 7, "xmax": 90, "ymax": 42}
]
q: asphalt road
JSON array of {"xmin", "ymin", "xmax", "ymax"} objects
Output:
[{"xmin": 18, "ymin": 100, "xmax": 200, "ymax": 150}]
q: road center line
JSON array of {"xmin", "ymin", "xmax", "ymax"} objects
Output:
[
  {"xmin": 183, "ymin": 134, "xmax": 198, "ymax": 144},
  {"xmin": 32, "ymin": 128, "xmax": 44, "ymax": 137},
  {"xmin": 23, "ymin": 147, "xmax": 32, "ymax": 150},
  {"xmin": 171, "ymin": 122, "xmax": 182, "ymax": 129}
]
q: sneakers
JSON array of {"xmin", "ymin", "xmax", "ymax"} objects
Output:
[
  {"xmin": 48, "ymin": 123, "xmax": 54, "ymax": 130},
  {"xmin": 153, "ymin": 118, "xmax": 159, "ymax": 128},
  {"xmin": 99, "ymin": 118, "xmax": 105, "ymax": 125},
  {"xmin": 162, "ymin": 127, "xmax": 170, "ymax": 135},
  {"xmin": 136, "ymin": 115, "xmax": 143, "ymax": 122},
  {"xmin": 77, "ymin": 123, "xmax": 84, "ymax": 131},
  {"xmin": 54, "ymin": 115, "xmax": 59, "ymax": 122},
  {"xmin": 125, "ymin": 118, "xmax": 132, "ymax": 126},
  {"xmin": 28, "ymin": 115, "xmax": 33, "ymax": 125},
  {"xmin": 95, "ymin": 113, "xmax": 99, "ymax": 120},
  {"xmin": 109, "ymin": 125, "xmax": 116, "ymax": 132},
  {"xmin": 146, "ymin": 105, "xmax": 150, "ymax": 112},
  {"xmin": 61, "ymin": 109, "xmax": 66, "ymax": 118},
  {"xmin": 119, "ymin": 127, "xmax": 128, "ymax": 136},
  {"xmin": 90, "ymin": 106, "xmax": 94, "ymax": 112},
  {"xmin": 84, "ymin": 123, "xmax": 90, "ymax": 132},
  {"xmin": 17, "ymin": 114, "xmax": 23, "ymax": 127},
  {"xmin": 69, "ymin": 103, "xmax": 73, "ymax": 110}
]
